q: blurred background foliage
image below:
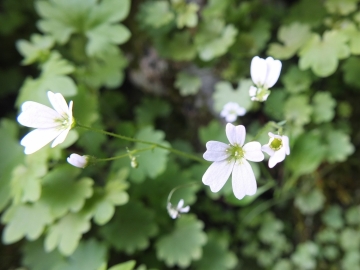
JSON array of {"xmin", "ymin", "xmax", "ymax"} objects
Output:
[{"xmin": 1, "ymin": 0, "xmax": 360, "ymax": 269}]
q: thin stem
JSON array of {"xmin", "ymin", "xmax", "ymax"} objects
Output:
[
  {"xmin": 167, "ymin": 182, "xmax": 199, "ymax": 204},
  {"xmin": 95, "ymin": 147, "xmax": 154, "ymax": 162},
  {"xmin": 76, "ymin": 123, "xmax": 206, "ymax": 164}
]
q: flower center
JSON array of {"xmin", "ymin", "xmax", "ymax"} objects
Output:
[
  {"xmin": 270, "ymin": 138, "xmax": 283, "ymax": 151},
  {"xmin": 227, "ymin": 144, "xmax": 244, "ymax": 160}
]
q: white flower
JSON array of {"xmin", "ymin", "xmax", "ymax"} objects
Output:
[
  {"xmin": 167, "ymin": 199, "xmax": 190, "ymax": 219},
  {"xmin": 249, "ymin": 56, "xmax": 282, "ymax": 102},
  {"xmin": 202, "ymin": 123, "xmax": 264, "ymax": 200},
  {"xmin": 67, "ymin": 154, "xmax": 89, "ymax": 168},
  {"xmin": 220, "ymin": 102, "xmax": 246, "ymax": 122},
  {"xmin": 17, "ymin": 91, "xmax": 74, "ymax": 154},
  {"xmin": 262, "ymin": 132, "xmax": 290, "ymax": 168}
]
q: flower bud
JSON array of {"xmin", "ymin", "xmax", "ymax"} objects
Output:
[{"xmin": 67, "ymin": 153, "xmax": 90, "ymax": 168}]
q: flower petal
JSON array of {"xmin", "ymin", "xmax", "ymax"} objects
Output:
[
  {"xmin": 17, "ymin": 101, "xmax": 60, "ymax": 128},
  {"xmin": 67, "ymin": 153, "xmax": 88, "ymax": 168},
  {"xmin": 264, "ymin": 57, "xmax": 282, "ymax": 88},
  {"xmin": 180, "ymin": 205, "xmax": 190, "ymax": 213},
  {"xmin": 261, "ymin": 144, "xmax": 275, "ymax": 156},
  {"xmin": 250, "ymin": 56, "xmax": 267, "ymax": 86},
  {"xmin": 177, "ymin": 199, "xmax": 184, "ymax": 209},
  {"xmin": 243, "ymin": 142, "xmax": 264, "ymax": 162},
  {"xmin": 232, "ymin": 159, "xmax": 257, "ymax": 200},
  {"xmin": 202, "ymin": 160, "xmax": 235, "ymax": 193},
  {"xmin": 268, "ymin": 149, "xmax": 286, "ymax": 168},
  {"xmin": 203, "ymin": 141, "xmax": 230, "ymax": 161},
  {"xmin": 226, "ymin": 123, "xmax": 246, "ymax": 146},
  {"xmin": 249, "ymin": 86, "xmax": 258, "ymax": 97},
  {"xmin": 20, "ymin": 128, "xmax": 61, "ymax": 154},
  {"xmin": 47, "ymin": 91, "xmax": 70, "ymax": 117},
  {"xmin": 282, "ymin": 135, "xmax": 290, "ymax": 155},
  {"xmin": 51, "ymin": 127, "xmax": 70, "ymax": 148}
]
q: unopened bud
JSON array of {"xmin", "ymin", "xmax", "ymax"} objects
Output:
[{"xmin": 131, "ymin": 157, "xmax": 139, "ymax": 168}]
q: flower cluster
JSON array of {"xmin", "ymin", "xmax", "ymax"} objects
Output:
[
  {"xmin": 220, "ymin": 102, "xmax": 246, "ymax": 122},
  {"xmin": 167, "ymin": 199, "xmax": 190, "ymax": 219}
]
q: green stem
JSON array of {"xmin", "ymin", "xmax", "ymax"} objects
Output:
[
  {"xmin": 76, "ymin": 123, "xmax": 206, "ymax": 164},
  {"xmin": 95, "ymin": 147, "xmax": 154, "ymax": 162}
]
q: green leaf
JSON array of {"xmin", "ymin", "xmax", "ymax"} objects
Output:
[
  {"xmin": 10, "ymin": 149, "xmax": 48, "ymax": 203},
  {"xmin": 312, "ymin": 92, "xmax": 336, "ymax": 123},
  {"xmin": 174, "ymin": 2, "xmax": 199, "ymax": 29},
  {"xmin": 294, "ymin": 188, "xmax": 325, "ymax": 215},
  {"xmin": 86, "ymin": 24, "xmax": 130, "ymax": 57},
  {"xmin": 0, "ymin": 119, "xmax": 25, "ymax": 211},
  {"xmin": 263, "ymin": 90, "xmax": 286, "ymax": 121},
  {"xmin": 322, "ymin": 205, "xmax": 344, "ymax": 230},
  {"xmin": 342, "ymin": 57, "xmax": 360, "ymax": 88},
  {"xmin": 258, "ymin": 213, "xmax": 285, "ymax": 244},
  {"xmin": 175, "ymin": 72, "xmax": 201, "ymax": 96},
  {"xmin": 139, "ymin": 1, "xmax": 174, "ymax": 28},
  {"xmin": 156, "ymin": 215, "xmax": 207, "ymax": 268},
  {"xmin": 287, "ymin": 131, "xmax": 327, "ymax": 177},
  {"xmin": 272, "ymin": 259, "xmax": 293, "ymax": 270},
  {"xmin": 135, "ymin": 98, "xmax": 171, "ymax": 127},
  {"xmin": 45, "ymin": 211, "xmax": 92, "ymax": 256},
  {"xmin": 299, "ymin": 30, "xmax": 350, "ymax": 77},
  {"xmin": 340, "ymin": 22, "xmax": 360, "ymax": 55},
  {"xmin": 193, "ymin": 233, "xmax": 237, "ymax": 270},
  {"xmin": 291, "ymin": 241, "xmax": 319, "ymax": 269},
  {"xmin": 325, "ymin": 0, "xmax": 359, "ymax": 15},
  {"xmin": 99, "ymin": 201, "xmax": 158, "ymax": 254},
  {"xmin": 316, "ymin": 228, "xmax": 338, "ymax": 243},
  {"xmin": 342, "ymin": 251, "xmax": 360, "ymax": 270},
  {"xmin": 340, "ymin": 228, "xmax": 360, "ymax": 251},
  {"xmin": 16, "ymin": 34, "xmax": 54, "ymax": 65},
  {"xmin": 284, "ymin": 95, "xmax": 312, "ymax": 127},
  {"xmin": 85, "ymin": 168, "xmax": 129, "ymax": 225},
  {"xmin": 22, "ymin": 239, "xmax": 66, "ymax": 270},
  {"xmin": 88, "ymin": 0, "xmax": 130, "ymax": 24},
  {"xmin": 345, "ymin": 206, "xmax": 360, "ymax": 225},
  {"xmin": 325, "ymin": 129, "xmax": 354, "ymax": 163},
  {"xmin": 322, "ymin": 246, "xmax": 339, "ymax": 261},
  {"xmin": 195, "ymin": 19, "xmax": 237, "ymax": 61},
  {"xmin": 79, "ymin": 48, "xmax": 127, "ymax": 89},
  {"xmin": 268, "ymin": 22, "xmax": 311, "ymax": 60},
  {"xmin": 56, "ymin": 239, "xmax": 107, "ymax": 270},
  {"xmin": 2, "ymin": 202, "xmax": 53, "ymax": 244},
  {"xmin": 199, "ymin": 120, "xmax": 227, "ymax": 145},
  {"xmin": 156, "ymin": 31, "xmax": 197, "ymax": 61},
  {"xmin": 108, "ymin": 261, "xmax": 136, "ymax": 270},
  {"xmin": 40, "ymin": 165, "xmax": 93, "ymax": 218},
  {"xmin": 129, "ymin": 126, "xmax": 170, "ymax": 182},
  {"xmin": 282, "ymin": 66, "xmax": 312, "ymax": 94},
  {"xmin": 16, "ymin": 52, "xmax": 77, "ymax": 107},
  {"xmin": 213, "ymin": 79, "xmax": 253, "ymax": 112}
]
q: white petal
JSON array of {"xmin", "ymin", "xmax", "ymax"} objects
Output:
[
  {"xmin": 203, "ymin": 141, "xmax": 229, "ymax": 161},
  {"xmin": 226, "ymin": 123, "xmax": 246, "ymax": 146},
  {"xmin": 235, "ymin": 106, "xmax": 246, "ymax": 116},
  {"xmin": 51, "ymin": 127, "xmax": 70, "ymax": 147},
  {"xmin": 264, "ymin": 57, "xmax": 282, "ymax": 88},
  {"xmin": 20, "ymin": 128, "xmax": 61, "ymax": 154},
  {"xmin": 202, "ymin": 160, "xmax": 235, "ymax": 193},
  {"xmin": 177, "ymin": 199, "xmax": 184, "ymax": 209},
  {"xmin": 250, "ymin": 56, "xmax": 267, "ymax": 86},
  {"xmin": 67, "ymin": 100, "xmax": 73, "ymax": 124},
  {"xmin": 282, "ymin": 135, "xmax": 290, "ymax": 155},
  {"xmin": 180, "ymin": 205, "xmax": 190, "ymax": 213},
  {"xmin": 249, "ymin": 86, "xmax": 258, "ymax": 97},
  {"xmin": 261, "ymin": 144, "xmax": 275, "ymax": 156},
  {"xmin": 243, "ymin": 142, "xmax": 264, "ymax": 162},
  {"xmin": 225, "ymin": 114, "xmax": 237, "ymax": 122},
  {"xmin": 268, "ymin": 149, "xmax": 286, "ymax": 168},
  {"xmin": 268, "ymin": 132, "xmax": 281, "ymax": 139},
  {"xmin": 47, "ymin": 91, "xmax": 69, "ymax": 117},
  {"xmin": 232, "ymin": 159, "xmax": 257, "ymax": 200},
  {"xmin": 17, "ymin": 101, "xmax": 61, "ymax": 128},
  {"xmin": 67, "ymin": 153, "xmax": 88, "ymax": 168}
]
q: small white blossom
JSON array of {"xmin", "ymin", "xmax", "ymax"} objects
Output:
[
  {"xmin": 167, "ymin": 199, "xmax": 190, "ymax": 219},
  {"xmin": 262, "ymin": 132, "xmax": 290, "ymax": 168},
  {"xmin": 17, "ymin": 91, "xmax": 74, "ymax": 154},
  {"xmin": 202, "ymin": 123, "xmax": 264, "ymax": 200},
  {"xmin": 220, "ymin": 102, "xmax": 246, "ymax": 122},
  {"xmin": 249, "ymin": 56, "xmax": 282, "ymax": 102},
  {"xmin": 67, "ymin": 154, "xmax": 90, "ymax": 168}
]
